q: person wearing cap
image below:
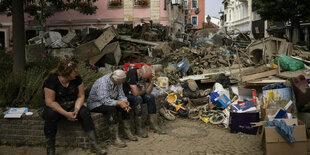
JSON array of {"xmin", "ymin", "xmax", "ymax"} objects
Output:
[
  {"xmin": 123, "ymin": 65, "xmax": 165, "ymax": 138},
  {"xmin": 87, "ymin": 70, "xmax": 136, "ymax": 148}
]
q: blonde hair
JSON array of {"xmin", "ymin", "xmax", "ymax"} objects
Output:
[{"xmin": 44, "ymin": 59, "xmax": 77, "ymax": 81}]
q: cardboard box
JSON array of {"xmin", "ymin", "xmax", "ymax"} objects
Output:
[{"xmin": 262, "ymin": 120, "xmax": 307, "ymax": 155}]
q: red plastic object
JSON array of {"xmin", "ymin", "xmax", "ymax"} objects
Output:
[{"xmin": 124, "ymin": 63, "xmax": 151, "ymax": 72}]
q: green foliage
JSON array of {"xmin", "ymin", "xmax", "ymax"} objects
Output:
[
  {"xmin": 0, "ymin": 56, "xmax": 102, "ymax": 108},
  {"xmin": 0, "ymin": 50, "xmax": 13, "ymax": 80},
  {"xmin": 77, "ymin": 62, "xmax": 103, "ymax": 97},
  {"xmin": 253, "ymin": 0, "xmax": 310, "ymax": 22},
  {"xmin": 0, "ymin": 0, "xmax": 98, "ymax": 21}
]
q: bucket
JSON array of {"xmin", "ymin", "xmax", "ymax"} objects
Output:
[{"xmin": 157, "ymin": 77, "xmax": 169, "ymax": 90}]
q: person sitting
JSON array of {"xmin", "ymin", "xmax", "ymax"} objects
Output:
[
  {"xmin": 87, "ymin": 70, "xmax": 137, "ymax": 148},
  {"xmin": 42, "ymin": 59, "xmax": 106, "ymax": 155},
  {"xmin": 123, "ymin": 65, "xmax": 165, "ymax": 138}
]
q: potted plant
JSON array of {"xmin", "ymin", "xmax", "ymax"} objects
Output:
[
  {"xmin": 110, "ymin": 0, "xmax": 122, "ymax": 7},
  {"xmin": 137, "ymin": 0, "xmax": 148, "ymax": 7}
]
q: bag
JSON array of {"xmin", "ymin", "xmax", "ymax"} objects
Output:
[{"xmin": 274, "ymin": 54, "xmax": 304, "ymax": 71}]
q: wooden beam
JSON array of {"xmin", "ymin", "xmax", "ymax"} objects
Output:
[
  {"xmin": 242, "ymin": 69, "xmax": 278, "ymax": 82},
  {"xmin": 119, "ymin": 35, "xmax": 160, "ymax": 46}
]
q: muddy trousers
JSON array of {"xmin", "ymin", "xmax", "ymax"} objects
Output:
[
  {"xmin": 43, "ymin": 105, "xmax": 95, "ymax": 136},
  {"xmin": 126, "ymin": 94, "xmax": 156, "ymax": 116},
  {"xmin": 91, "ymin": 104, "xmax": 130, "ymax": 125}
]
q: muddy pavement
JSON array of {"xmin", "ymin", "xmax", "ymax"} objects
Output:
[
  {"xmin": 0, "ymin": 117, "xmax": 264, "ymax": 155},
  {"xmin": 108, "ymin": 118, "xmax": 263, "ymax": 155}
]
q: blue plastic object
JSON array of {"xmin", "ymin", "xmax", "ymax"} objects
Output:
[
  {"xmin": 176, "ymin": 57, "xmax": 189, "ymax": 73},
  {"xmin": 214, "ymin": 94, "xmax": 231, "ymax": 108},
  {"xmin": 209, "ymin": 92, "xmax": 219, "ymax": 103}
]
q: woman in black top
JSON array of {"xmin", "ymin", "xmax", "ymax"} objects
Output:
[{"xmin": 42, "ymin": 60, "xmax": 106, "ymax": 155}]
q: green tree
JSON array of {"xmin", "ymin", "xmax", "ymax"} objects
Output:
[
  {"xmin": 0, "ymin": 0, "xmax": 98, "ymax": 73},
  {"xmin": 253, "ymin": 0, "xmax": 310, "ymax": 43}
]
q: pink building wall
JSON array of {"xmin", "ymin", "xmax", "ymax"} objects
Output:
[{"xmin": 0, "ymin": 1, "xmax": 197, "ymax": 49}]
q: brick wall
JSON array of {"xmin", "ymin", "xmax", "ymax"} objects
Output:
[
  {"xmin": 0, "ymin": 98, "xmax": 165, "ymax": 148},
  {"xmin": 0, "ymin": 109, "xmax": 108, "ymax": 148}
]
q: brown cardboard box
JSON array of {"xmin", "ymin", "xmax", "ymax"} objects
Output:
[{"xmin": 263, "ymin": 120, "xmax": 307, "ymax": 155}]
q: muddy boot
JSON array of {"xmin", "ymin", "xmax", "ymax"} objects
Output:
[
  {"xmin": 135, "ymin": 116, "xmax": 148, "ymax": 138},
  {"xmin": 149, "ymin": 114, "xmax": 166, "ymax": 134},
  {"xmin": 87, "ymin": 130, "xmax": 107, "ymax": 155},
  {"xmin": 123, "ymin": 120, "xmax": 138, "ymax": 141},
  {"xmin": 110, "ymin": 124, "xmax": 127, "ymax": 148},
  {"xmin": 46, "ymin": 135, "xmax": 55, "ymax": 155}
]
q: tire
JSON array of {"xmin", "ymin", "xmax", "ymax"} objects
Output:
[{"xmin": 178, "ymin": 105, "xmax": 189, "ymax": 117}]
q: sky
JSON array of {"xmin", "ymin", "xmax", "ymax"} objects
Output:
[{"xmin": 205, "ymin": 0, "xmax": 223, "ymax": 18}]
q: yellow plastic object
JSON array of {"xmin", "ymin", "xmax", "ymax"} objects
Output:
[
  {"xmin": 175, "ymin": 104, "xmax": 187, "ymax": 111},
  {"xmin": 199, "ymin": 115, "xmax": 209, "ymax": 124},
  {"xmin": 166, "ymin": 93, "xmax": 177, "ymax": 103}
]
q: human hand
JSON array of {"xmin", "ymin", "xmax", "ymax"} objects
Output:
[
  {"xmin": 150, "ymin": 71, "xmax": 155, "ymax": 82},
  {"xmin": 73, "ymin": 107, "xmax": 80, "ymax": 118},
  {"xmin": 118, "ymin": 101, "xmax": 131, "ymax": 112},
  {"xmin": 65, "ymin": 112, "xmax": 78, "ymax": 121}
]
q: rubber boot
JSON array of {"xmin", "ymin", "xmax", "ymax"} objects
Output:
[
  {"xmin": 123, "ymin": 120, "xmax": 138, "ymax": 141},
  {"xmin": 87, "ymin": 130, "xmax": 107, "ymax": 155},
  {"xmin": 46, "ymin": 135, "xmax": 55, "ymax": 155},
  {"xmin": 149, "ymin": 114, "xmax": 166, "ymax": 134},
  {"xmin": 110, "ymin": 124, "xmax": 127, "ymax": 148},
  {"xmin": 135, "ymin": 116, "xmax": 148, "ymax": 138}
]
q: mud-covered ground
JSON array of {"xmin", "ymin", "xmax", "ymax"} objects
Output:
[{"xmin": 1, "ymin": 117, "xmax": 310, "ymax": 155}]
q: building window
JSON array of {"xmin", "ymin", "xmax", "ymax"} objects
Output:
[
  {"xmin": 25, "ymin": 0, "xmax": 36, "ymax": 5},
  {"xmin": 109, "ymin": 0, "xmax": 123, "ymax": 8},
  {"xmin": 184, "ymin": 1, "xmax": 188, "ymax": 9},
  {"xmin": 191, "ymin": 0, "xmax": 197, "ymax": 9},
  {"xmin": 134, "ymin": 0, "xmax": 149, "ymax": 7},
  {"xmin": 192, "ymin": 16, "xmax": 198, "ymax": 26}
]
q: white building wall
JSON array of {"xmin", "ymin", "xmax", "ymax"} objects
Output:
[{"xmin": 223, "ymin": 0, "xmax": 253, "ymax": 34}]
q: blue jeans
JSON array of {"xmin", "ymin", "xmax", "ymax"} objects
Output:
[{"xmin": 126, "ymin": 94, "xmax": 156, "ymax": 116}]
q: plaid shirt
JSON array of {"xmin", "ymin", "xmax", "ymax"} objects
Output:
[{"xmin": 87, "ymin": 74, "xmax": 127, "ymax": 110}]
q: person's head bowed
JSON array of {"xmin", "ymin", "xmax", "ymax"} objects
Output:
[
  {"xmin": 44, "ymin": 59, "xmax": 78, "ymax": 81},
  {"xmin": 111, "ymin": 69, "xmax": 126, "ymax": 85},
  {"xmin": 140, "ymin": 65, "xmax": 153, "ymax": 80}
]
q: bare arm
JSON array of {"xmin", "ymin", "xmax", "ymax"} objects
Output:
[
  {"xmin": 44, "ymin": 88, "xmax": 69, "ymax": 116},
  {"xmin": 130, "ymin": 85, "xmax": 146, "ymax": 96},
  {"xmin": 145, "ymin": 71, "xmax": 155, "ymax": 94},
  {"xmin": 44, "ymin": 88, "xmax": 77, "ymax": 121},
  {"xmin": 74, "ymin": 83, "xmax": 85, "ymax": 113}
]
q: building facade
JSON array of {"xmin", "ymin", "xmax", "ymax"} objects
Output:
[
  {"xmin": 0, "ymin": 0, "xmax": 205, "ymax": 50},
  {"xmin": 183, "ymin": 0, "xmax": 205, "ymax": 29}
]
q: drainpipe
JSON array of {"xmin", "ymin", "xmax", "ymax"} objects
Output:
[{"xmin": 168, "ymin": 0, "xmax": 171, "ymax": 36}]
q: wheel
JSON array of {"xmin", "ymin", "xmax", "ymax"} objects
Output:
[
  {"xmin": 188, "ymin": 109, "xmax": 200, "ymax": 119},
  {"xmin": 178, "ymin": 105, "xmax": 189, "ymax": 117},
  {"xmin": 209, "ymin": 113, "xmax": 225, "ymax": 125}
]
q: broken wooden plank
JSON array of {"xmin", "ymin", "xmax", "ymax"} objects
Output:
[
  {"xmin": 119, "ymin": 35, "xmax": 160, "ymax": 46},
  {"xmin": 242, "ymin": 69, "xmax": 278, "ymax": 82}
]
